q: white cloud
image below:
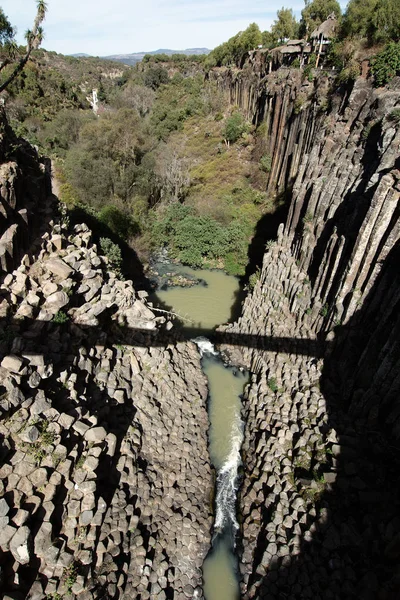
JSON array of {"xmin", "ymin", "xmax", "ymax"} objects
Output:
[{"xmin": 0, "ymin": 0, "xmax": 347, "ymax": 56}]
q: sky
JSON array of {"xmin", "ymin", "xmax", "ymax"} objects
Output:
[{"xmin": 0, "ymin": 0, "xmax": 347, "ymax": 57}]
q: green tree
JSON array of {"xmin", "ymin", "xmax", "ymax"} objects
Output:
[
  {"xmin": 97, "ymin": 79, "xmax": 107, "ymax": 102},
  {"xmin": 371, "ymin": 0, "xmax": 400, "ymax": 43},
  {"xmin": 0, "ymin": 1, "xmax": 47, "ymax": 93},
  {"xmin": 271, "ymin": 8, "xmax": 300, "ymax": 42},
  {"xmin": 300, "ymin": 0, "xmax": 341, "ymax": 38},
  {"xmin": 341, "ymin": 0, "xmax": 378, "ymax": 39},
  {"xmin": 98, "ymin": 205, "xmax": 137, "ymax": 240},
  {"xmin": 143, "ymin": 66, "xmax": 169, "ymax": 90},
  {"xmin": 261, "ymin": 30, "xmax": 278, "ymax": 48},
  {"xmin": 0, "ymin": 8, "xmax": 15, "ymax": 48},
  {"xmin": 206, "ymin": 23, "xmax": 262, "ymax": 67},
  {"xmin": 240, "ymin": 22, "xmax": 263, "ymax": 51}
]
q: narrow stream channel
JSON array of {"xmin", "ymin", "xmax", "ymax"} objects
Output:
[{"xmin": 154, "ymin": 265, "xmax": 249, "ymax": 599}]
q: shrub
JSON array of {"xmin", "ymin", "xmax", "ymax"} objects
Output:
[
  {"xmin": 99, "ymin": 237, "xmax": 123, "ymax": 276},
  {"xmin": 98, "ymin": 205, "xmax": 137, "ymax": 240},
  {"xmin": 303, "ymin": 65, "xmax": 314, "ymax": 82},
  {"xmin": 388, "ymin": 108, "xmax": 400, "ymax": 124},
  {"xmin": 59, "ymin": 182, "xmax": 79, "ymax": 209},
  {"xmin": 293, "ymin": 95, "xmax": 306, "ymax": 115},
  {"xmin": 222, "ymin": 112, "xmax": 247, "ymax": 145},
  {"xmin": 151, "ymin": 203, "xmax": 251, "ymax": 275},
  {"xmin": 260, "ymin": 154, "xmax": 272, "ymax": 173},
  {"xmin": 319, "ymin": 303, "xmax": 329, "ymax": 317},
  {"xmin": 267, "ymin": 377, "xmax": 279, "ymax": 393},
  {"xmin": 248, "ymin": 268, "xmax": 261, "ymax": 290},
  {"xmin": 336, "ymin": 61, "xmax": 361, "ymax": 84},
  {"xmin": 371, "ymin": 42, "xmax": 400, "ymax": 87},
  {"xmin": 53, "ymin": 311, "xmax": 69, "ymax": 324}
]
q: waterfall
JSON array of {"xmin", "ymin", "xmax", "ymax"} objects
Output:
[
  {"xmin": 194, "ymin": 337, "xmax": 244, "ymax": 540},
  {"xmin": 214, "ymin": 416, "xmax": 243, "ymax": 536}
]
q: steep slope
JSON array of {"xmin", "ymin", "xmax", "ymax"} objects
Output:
[
  {"xmin": 0, "ymin": 120, "xmax": 212, "ymax": 600},
  {"xmin": 220, "ymin": 64, "xmax": 400, "ymax": 599}
]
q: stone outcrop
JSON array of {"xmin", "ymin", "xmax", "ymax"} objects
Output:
[
  {"xmin": 0, "ymin": 210, "xmax": 213, "ymax": 598},
  {"xmin": 0, "ymin": 113, "xmax": 50, "ymax": 274},
  {"xmin": 220, "ymin": 70, "xmax": 400, "ymax": 598}
]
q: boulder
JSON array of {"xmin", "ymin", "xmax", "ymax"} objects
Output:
[
  {"xmin": 45, "ymin": 291, "xmax": 69, "ymax": 311},
  {"xmin": 44, "ymin": 258, "xmax": 74, "ymax": 279},
  {"xmin": 1, "ymin": 354, "xmax": 24, "ymax": 373},
  {"xmin": 19, "ymin": 425, "xmax": 40, "ymax": 444},
  {"xmin": 9, "ymin": 526, "xmax": 31, "ymax": 564},
  {"xmin": 84, "ymin": 427, "xmax": 107, "ymax": 443},
  {"xmin": 0, "ymin": 498, "xmax": 9, "ymax": 517}
]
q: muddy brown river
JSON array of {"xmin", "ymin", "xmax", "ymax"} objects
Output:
[{"xmin": 155, "ymin": 266, "xmax": 248, "ymax": 600}]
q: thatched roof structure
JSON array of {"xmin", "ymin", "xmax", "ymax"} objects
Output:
[
  {"xmin": 271, "ymin": 39, "xmax": 311, "ymax": 56},
  {"xmin": 311, "ymin": 13, "xmax": 337, "ymax": 40}
]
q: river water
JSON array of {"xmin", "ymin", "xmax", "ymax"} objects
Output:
[{"xmin": 155, "ymin": 265, "xmax": 248, "ymax": 600}]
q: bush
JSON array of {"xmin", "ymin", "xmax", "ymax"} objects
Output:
[
  {"xmin": 303, "ymin": 65, "xmax": 314, "ymax": 82},
  {"xmin": 222, "ymin": 112, "xmax": 247, "ymax": 145},
  {"xmin": 98, "ymin": 205, "xmax": 137, "ymax": 240},
  {"xmin": 260, "ymin": 154, "xmax": 272, "ymax": 173},
  {"xmin": 371, "ymin": 42, "xmax": 400, "ymax": 87},
  {"xmin": 248, "ymin": 268, "xmax": 261, "ymax": 290},
  {"xmin": 267, "ymin": 377, "xmax": 278, "ymax": 393},
  {"xmin": 53, "ymin": 311, "xmax": 69, "ymax": 324},
  {"xmin": 388, "ymin": 108, "xmax": 400, "ymax": 124},
  {"xmin": 151, "ymin": 203, "xmax": 251, "ymax": 275},
  {"xmin": 99, "ymin": 238, "xmax": 123, "ymax": 276},
  {"xmin": 143, "ymin": 66, "xmax": 169, "ymax": 90},
  {"xmin": 293, "ymin": 95, "xmax": 306, "ymax": 115}
]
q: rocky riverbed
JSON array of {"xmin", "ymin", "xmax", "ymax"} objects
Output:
[{"xmin": 0, "ymin": 213, "xmax": 213, "ymax": 599}]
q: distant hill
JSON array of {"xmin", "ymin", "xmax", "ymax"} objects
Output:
[
  {"xmin": 102, "ymin": 48, "xmax": 211, "ymax": 66},
  {"xmin": 70, "ymin": 53, "xmax": 91, "ymax": 58}
]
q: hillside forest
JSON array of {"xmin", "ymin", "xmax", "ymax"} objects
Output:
[{"xmin": 1, "ymin": 0, "xmax": 400, "ymax": 278}]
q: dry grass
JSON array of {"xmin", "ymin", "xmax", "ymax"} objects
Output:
[{"xmin": 165, "ymin": 115, "xmax": 256, "ymax": 217}]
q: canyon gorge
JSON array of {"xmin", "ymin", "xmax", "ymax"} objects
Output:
[{"xmin": 0, "ymin": 53, "xmax": 399, "ymax": 600}]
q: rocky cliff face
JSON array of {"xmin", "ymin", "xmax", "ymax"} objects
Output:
[
  {"xmin": 0, "ymin": 114, "xmax": 50, "ymax": 274},
  {"xmin": 0, "ymin": 124, "xmax": 213, "ymax": 599},
  {"xmin": 220, "ymin": 65, "xmax": 400, "ymax": 598}
]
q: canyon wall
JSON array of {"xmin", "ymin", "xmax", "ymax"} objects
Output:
[
  {"xmin": 0, "ymin": 113, "xmax": 50, "ymax": 274},
  {"xmin": 220, "ymin": 64, "xmax": 400, "ymax": 598},
  {"xmin": 0, "ymin": 125, "xmax": 213, "ymax": 600}
]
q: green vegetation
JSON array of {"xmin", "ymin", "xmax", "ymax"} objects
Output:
[
  {"xmin": 53, "ymin": 311, "xmax": 69, "ymax": 324},
  {"xmin": 342, "ymin": 0, "xmax": 400, "ymax": 44},
  {"xmin": 248, "ymin": 268, "xmax": 261, "ymax": 290},
  {"xmin": 143, "ymin": 65, "xmax": 169, "ymax": 90},
  {"xmin": 142, "ymin": 53, "xmax": 206, "ymax": 64},
  {"xmin": 267, "ymin": 377, "xmax": 279, "ymax": 393},
  {"xmin": 271, "ymin": 8, "xmax": 299, "ymax": 42},
  {"xmin": 99, "ymin": 238, "xmax": 123, "ymax": 276},
  {"xmin": 63, "ymin": 564, "xmax": 78, "ymax": 592},
  {"xmin": 23, "ymin": 419, "xmax": 56, "ymax": 465},
  {"xmin": 388, "ymin": 109, "xmax": 400, "ymax": 125},
  {"xmin": 0, "ymin": 1, "xmax": 47, "ymax": 94},
  {"xmin": 205, "ymin": 23, "xmax": 262, "ymax": 67},
  {"xmin": 5, "ymin": 0, "xmax": 399, "ymax": 282},
  {"xmin": 300, "ymin": 0, "xmax": 341, "ymax": 38},
  {"xmin": 222, "ymin": 112, "xmax": 247, "ymax": 145},
  {"xmin": 151, "ymin": 204, "xmax": 251, "ymax": 275},
  {"xmin": 371, "ymin": 42, "xmax": 400, "ymax": 86},
  {"xmin": 319, "ymin": 303, "xmax": 329, "ymax": 317},
  {"xmin": 259, "ymin": 155, "xmax": 272, "ymax": 173}
]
